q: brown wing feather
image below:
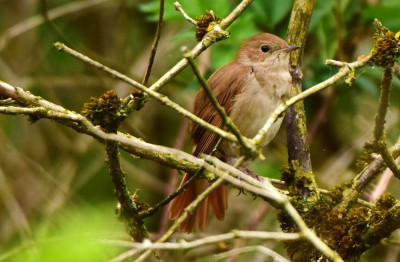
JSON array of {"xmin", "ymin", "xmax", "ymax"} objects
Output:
[
  {"xmin": 170, "ymin": 62, "xmax": 251, "ymax": 232},
  {"xmin": 191, "ymin": 62, "xmax": 252, "ymax": 156}
]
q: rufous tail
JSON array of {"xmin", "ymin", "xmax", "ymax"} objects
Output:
[{"xmin": 169, "ymin": 173, "xmax": 227, "ymax": 233}]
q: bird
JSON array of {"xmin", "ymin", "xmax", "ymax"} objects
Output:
[{"xmin": 169, "ymin": 33, "xmax": 299, "ymax": 232}]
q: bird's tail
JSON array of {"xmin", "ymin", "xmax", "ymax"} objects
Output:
[{"xmin": 169, "ymin": 173, "xmax": 227, "ymax": 233}]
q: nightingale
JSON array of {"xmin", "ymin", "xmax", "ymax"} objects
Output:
[{"xmin": 169, "ymin": 33, "xmax": 299, "ymax": 232}]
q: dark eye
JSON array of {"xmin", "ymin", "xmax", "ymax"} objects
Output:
[{"xmin": 261, "ymin": 45, "xmax": 269, "ymax": 53}]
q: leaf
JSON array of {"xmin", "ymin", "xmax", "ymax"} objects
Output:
[{"xmin": 362, "ymin": 4, "xmax": 400, "ymax": 28}]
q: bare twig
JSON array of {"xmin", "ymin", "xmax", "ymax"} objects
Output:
[
  {"xmin": 378, "ymin": 142, "xmax": 400, "ymax": 180},
  {"xmin": 174, "ymin": 1, "xmax": 197, "ymax": 25},
  {"xmin": 373, "ymin": 67, "xmax": 392, "ymax": 142},
  {"xmin": 369, "ymin": 66, "xmax": 400, "ymax": 179},
  {"xmin": 53, "ymin": 42, "xmax": 237, "ymax": 143},
  {"xmin": 366, "ymin": 158, "xmax": 399, "ymax": 203},
  {"xmin": 157, "ymin": 118, "xmax": 189, "ymax": 236},
  {"xmin": 0, "ymin": 80, "xmax": 18, "ymax": 100},
  {"xmin": 147, "ymin": 0, "xmax": 255, "ymax": 93},
  {"xmin": 215, "ymin": 245, "xmax": 290, "ymax": 262},
  {"xmin": 137, "ymin": 169, "xmax": 201, "ymax": 219},
  {"xmin": 205, "ymin": 156, "xmax": 344, "ymax": 262},
  {"xmin": 334, "ymin": 138, "xmax": 400, "ymax": 212},
  {"xmin": 1, "ymin": 80, "xmax": 342, "ymax": 262},
  {"xmin": 253, "ymin": 56, "xmax": 371, "ymax": 148},
  {"xmin": 142, "ymin": 0, "xmax": 165, "ymax": 85},
  {"xmin": 134, "ymin": 178, "xmax": 225, "ymax": 262},
  {"xmin": 103, "ymin": 230, "xmax": 302, "ymax": 250},
  {"xmin": 184, "ymin": 49, "xmax": 257, "ymax": 158}
]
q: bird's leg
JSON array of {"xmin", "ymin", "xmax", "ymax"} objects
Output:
[{"xmin": 219, "ymin": 154, "xmax": 263, "ymax": 195}]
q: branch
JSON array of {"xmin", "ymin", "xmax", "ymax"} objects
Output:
[
  {"xmin": 142, "ymin": 0, "xmax": 164, "ymax": 85},
  {"xmin": 333, "ymin": 138, "xmax": 400, "ymax": 213},
  {"xmin": 184, "ymin": 49, "xmax": 257, "ymax": 158},
  {"xmin": 103, "ymin": 230, "xmax": 302, "ymax": 250},
  {"xmin": 215, "ymin": 246, "xmax": 290, "ymax": 262},
  {"xmin": 373, "ymin": 67, "xmax": 392, "ymax": 142},
  {"xmin": 284, "ymin": 0, "xmax": 315, "ymax": 188},
  {"xmin": 174, "ymin": 1, "xmax": 197, "ymax": 25},
  {"xmin": 146, "ymin": 0, "xmax": 254, "ymax": 93},
  {"xmin": 105, "ymin": 141, "xmax": 148, "ymax": 241},
  {"xmin": 134, "ymin": 178, "xmax": 226, "ymax": 262},
  {"xmin": 0, "ymin": 80, "xmax": 18, "ymax": 100},
  {"xmin": 370, "ymin": 66, "xmax": 400, "ymax": 179},
  {"xmin": 137, "ymin": 168, "xmax": 201, "ymax": 219},
  {"xmin": 204, "ymin": 157, "xmax": 343, "ymax": 262},
  {"xmin": 253, "ymin": 56, "xmax": 371, "ymax": 148},
  {"xmin": 378, "ymin": 142, "xmax": 400, "ymax": 179},
  {"xmin": 53, "ymin": 42, "xmax": 237, "ymax": 143},
  {"xmin": 0, "ymin": 81, "xmax": 342, "ymax": 262}
]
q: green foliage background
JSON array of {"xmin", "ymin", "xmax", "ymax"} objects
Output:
[{"xmin": 0, "ymin": 0, "xmax": 399, "ymax": 261}]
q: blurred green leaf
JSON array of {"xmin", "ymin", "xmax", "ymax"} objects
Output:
[
  {"xmin": 309, "ymin": 0, "xmax": 335, "ymax": 31},
  {"xmin": 249, "ymin": 0, "xmax": 294, "ymax": 28},
  {"xmin": 362, "ymin": 4, "xmax": 400, "ymax": 29},
  {"xmin": 3, "ymin": 205, "xmax": 123, "ymax": 262}
]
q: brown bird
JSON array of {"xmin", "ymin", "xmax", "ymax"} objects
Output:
[{"xmin": 169, "ymin": 33, "xmax": 299, "ymax": 232}]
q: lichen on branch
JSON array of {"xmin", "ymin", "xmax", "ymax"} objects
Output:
[{"xmin": 370, "ymin": 19, "xmax": 400, "ymax": 68}]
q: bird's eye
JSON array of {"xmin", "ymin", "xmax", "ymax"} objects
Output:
[{"xmin": 261, "ymin": 45, "xmax": 269, "ymax": 53}]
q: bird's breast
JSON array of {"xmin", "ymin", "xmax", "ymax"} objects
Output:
[{"xmin": 220, "ymin": 67, "xmax": 291, "ymax": 156}]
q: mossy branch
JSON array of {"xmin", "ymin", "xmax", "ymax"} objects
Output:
[
  {"xmin": 106, "ymin": 141, "xmax": 148, "ymax": 242},
  {"xmin": 283, "ymin": 0, "xmax": 317, "ymax": 198},
  {"xmin": 53, "ymin": 42, "xmax": 237, "ymax": 144},
  {"xmin": 0, "ymin": 80, "xmax": 341, "ymax": 262}
]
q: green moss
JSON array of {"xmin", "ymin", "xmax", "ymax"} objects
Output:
[
  {"xmin": 278, "ymin": 183, "xmax": 400, "ymax": 261},
  {"xmin": 115, "ymin": 190, "xmax": 149, "ymax": 241},
  {"xmin": 81, "ymin": 90, "xmax": 127, "ymax": 133},
  {"xmin": 195, "ymin": 10, "xmax": 222, "ymax": 42},
  {"xmin": 369, "ymin": 19, "xmax": 400, "ymax": 68},
  {"xmin": 375, "ymin": 192, "xmax": 396, "ymax": 210},
  {"xmin": 281, "ymin": 161, "xmax": 318, "ymax": 201}
]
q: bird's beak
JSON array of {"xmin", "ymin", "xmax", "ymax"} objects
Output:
[{"xmin": 283, "ymin": 45, "xmax": 300, "ymax": 53}]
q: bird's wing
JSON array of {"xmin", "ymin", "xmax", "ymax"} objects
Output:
[{"xmin": 191, "ymin": 62, "xmax": 252, "ymax": 156}]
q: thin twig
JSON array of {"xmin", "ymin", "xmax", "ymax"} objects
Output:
[
  {"xmin": 53, "ymin": 42, "xmax": 237, "ymax": 143},
  {"xmin": 378, "ymin": 142, "xmax": 400, "ymax": 180},
  {"xmin": 253, "ymin": 56, "xmax": 371, "ymax": 148},
  {"xmin": 134, "ymin": 177, "xmax": 226, "ymax": 262},
  {"xmin": 157, "ymin": 118, "xmax": 189, "ymax": 236},
  {"xmin": 39, "ymin": 0, "xmax": 71, "ymax": 46},
  {"xmin": 1, "ymin": 80, "xmax": 343, "ymax": 262},
  {"xmin": 174, "ymin": 1, "xmax": 197, "ymax": 25},
  {"xmin": 134, "ymin": 157, "xmax": 245, "ymax": 262},
  {"xmin": 142, "ymin": 0, "xmax": 164, "ymax": 85},
  {"xmin": 333, "ymin": 138, "xmax": 400, "ymax": 213},
  {"xmin": 137, "ymin": 169, "xmax": 201, "ymax": 219},
  {"xmin": 370, "ymin": 66, "xmax": 400, "ymax": 179},
  {"xmin": 204, "ymin": 156, "xmax": 343, "ymax": 262},
  {"xmin": 184, "ymin": 49, "xmax": 257, "ymax": 158},
  {"xmin": 215, "ymin": 245, "xmax": 290, "ymax": 262},
  {"xmin": 103, "ymin": 231, "xmax": 302, "ymax": 250},
  {"xmin": 373, "ymin": 67, "xmax": 392, "ymax": 142},
  {"xmin": 146, "ymin": 0, "xmax": 254, "ymax": 93}
]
